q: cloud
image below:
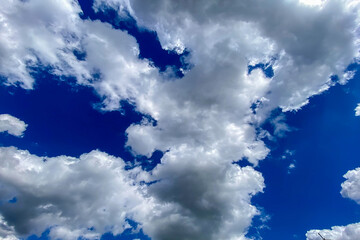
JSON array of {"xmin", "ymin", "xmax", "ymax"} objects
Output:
[
  {"xmin": 306, "ymin": 222, "xmax": 360, "ymax": 240},
  {"xmin": 0, "ymin": 216, "xmax": 18, "ymax": 240},
  {"xmin": 0, "ymin": 146, "xmax": 264, "ymax": 240},
  {"xmin": 143, "ymin": 146, "xmax": 265, "ymax": 240},
  {"xmin": 271, "ymin": 114, "xmax": 294, "ymax": 138},
  {"xmin": 355, "ymin": 104, "xmax": 360, "ymax": 116},
  {"xmin": 0, "ymin": 114, "xmax": 27, "ymax": 137},
  {"xmin": 306, "ymin": 167, "xmax": 360, "ymax": 239},
  {"xmin": 0, "ymin": 0, "xmax": 90, "ymax": 89},
  {"xmin": 128, "ymin": 0, "xmax": 360, "ymax": 112},
  {"xmin": 341, "ymin": 167, "xmax": 360, "ymax": 204},
  {"xmin": 0, "ymin": 146, "xmax": 151, "ymax": 239},
  {"xmin": 0, "ymin": 0, "xmax": 360, "ymax": 239}
]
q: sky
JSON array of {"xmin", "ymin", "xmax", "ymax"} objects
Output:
[{"xmin": 0, "ymin": 0, "xmax": 360, "ymax": 240}]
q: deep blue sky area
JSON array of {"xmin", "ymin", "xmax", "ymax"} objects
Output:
[
  {"xmin": 249, "ymin": 65, "xmax": 360, "ymax": 239},
  {"xmin": 1, "ymin": 1, "xmax": 360, "ymax": 240},
  {"xmin": 0, "ymin": 72, "xmax": 142, "ymax": 161}
]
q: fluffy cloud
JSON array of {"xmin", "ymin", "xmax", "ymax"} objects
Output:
[
  {"xmin": 341, "ymin": 167, "xmax": 360, "ymax": 204},
  {"xmin": 306, "ymin": 222, "xmax": 360, "ymax": 240},
  {"xmin": 1, "ymin": 0, "xmax": 360, "ymax": 239},
  {"xmin": 127, "ymin": 0, "xmax": 360, "ymax": 111},
  {"xmin": 0, "ymin": 0, "xmax": 91, "ymax": 89},
  {"xmin": 355, "ymin": 104, "xmax": 360, "ymax": 116},
  {"xmin": 306, "ymin": 167, "xmax": 360, "ymax": 239},
  {"xmin": 143, "ymin": 146, "xmax": 264, "ymax": 240},
  {"xmin": 0, "ymin": 114, "xmax": 27, "ymax": 137},
  {"xmin": 0, "ymin": 146, "xmax": 264, "ymax": 240},
  {"xmin": 0, "ymin": 146, "xmax": 151, "ymax": 239}
]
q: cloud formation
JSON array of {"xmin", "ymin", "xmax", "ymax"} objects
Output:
[
  {"xmin": 0, "ymin": 114, "xmax": 27, "ymax": 137},
  {"xmin": 306, "ymin": 167, "xmax": 360, "ymax": 239},
  {"xmin": 341, "ymin": 167, "xmax": 360, "ymax": 204},
  {"xmin": 0, "ymin": 147, "xmax": 150, "ymax": 239},
  {"xmin": 0, "ymin": 0, "xmax": 360, "ymax": 239},
  {"xmin": 306, "ymin": 222, "xmax": 360, "ymax": 240},
  {"xmin": 355, "ymin": 104, "xmax": 360, "ymax": 116},
  {"xmin": 0, "ymin": 146, "xmax": 264, "ymax": 240}
]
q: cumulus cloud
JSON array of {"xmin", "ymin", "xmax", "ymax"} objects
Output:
[
  {"xmin": 143, "ymin": 146, "xmax": 265, "ymax": 240},
  {"xmin": 355, "ymin": 104, "xmax": 360, "ymax": 116},
  {"xmin": 306, "ymin": 167, "xmax": 360, "ymax": 239},
  {"xmin": 0, "ymin": 146, "xmax": 151, "ymax": 239},
  {"xmin": 0, "ymin": 146, "xmax": 264, "ymax": 240},
  {"xmin": 1, "ymin": 0, "xmax": 360, "ymax": 239},
  {"xmin": 0, "ymin": 114, "xmax": 27, "ymax": 137},
  {"xmin": 341, "ymin": 167, "xmax": 360, "ymax": 204},
  {"xmin": 0, "ymin": 0, "xmax": 91, "ymax": 89},
  {"xmin": 306, "ymin": 222, "xmax": 360, "ymax": 240},
  {"xmin": 127, "ymin": 0, "xmax": 360, "ymax": 112}
]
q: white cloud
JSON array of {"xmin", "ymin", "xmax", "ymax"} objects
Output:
[
  {"xmin": 0, "ymin": 0, "xmax": 90, "ymax": 89},
  {"xmin": 1, "ymin": 0, "xmax": 360, "ymax": 239},
  {"xmin": 0, "ymin": 114, "xmax": 27, "ymax": 137},
  {"xmin": 0, "ymin": 146, "xmax": 151, "ymax": 239},
  {"xmin": 271, "ymin": 114, "xmax": 293, "ymax": 138},
  {"xmin": 142, "ymin": 146, "xmax": 265, "ymax": 240},
  {"xmin": 128, "ymin": 0, "xmax": 360, "ymax": 112},
  {"xmin": 355, "ymin": 104, "xmax": 360, "ymax": 116},
  {"xmin": 341, "ymin": 167, "xmax": 360, "ymax": 204},
  {"xmin": 306, "ymin": 167, "xmax": 360, "ymax": 239},
  {"xmin": 0, "ymin": 216, "xmax": 18, "ymax": 240},
  {"xmin": 306, "ymin": 222, "xmax": 360, "ymax": 240},
  {"xmin": 0, "ymin": 146, "xmax": 264, "ymax": 240},
  {"xmin": 299, "ymin": 0, "xmax": 326, "ymax": 8}
]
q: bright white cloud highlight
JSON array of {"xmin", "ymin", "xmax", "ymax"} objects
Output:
[
  {"xmin": 306, "ymin": 222, "xmax": 360, "ymax": 240},
  {"xmin": 341, "ymin": 167, "xmax": 360, "ymax": 204},
  {"xmin": 355, "ymin": 104, "xmax": 360, "ymax": 116},
  {"xmin": 0, "ymin": 0, "xmax": 89, "ymax": 89},
  {"xmin": 0, "ymin": 114, "xmax": 27, "ymax": 137}
]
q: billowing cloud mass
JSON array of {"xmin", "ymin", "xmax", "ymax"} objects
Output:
[
  {"xmin": 341, "ymin": 167, "xmax": 360, "ymax": 204},
  {"xmin": 0, "ymin": 114, "xmax": 27, "ymax": 137},
  {"xmin": 0, "ymin": 146, "xmax": 264, "ymax": 240},
  {"xmin": 306, "ymin": 167, "xmax": 360, "ymax": 239},
  {"xmin": 306, "ymin": 222, "xmax": 360, "ymax": 240},
  {"xmin": 0, "ymin": 0, "xmax": 359, "ymax": 239},
  {"xmin": 0, "ymin": 147, "xmax": 150, "ymax": 239}
]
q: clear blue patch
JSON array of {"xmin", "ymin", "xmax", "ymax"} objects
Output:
[
  {"xmin": 248, "ymin": 62, "xmax": 274, "ymax": 78},
  {"xmin": 233, "ymin": 157, "xmax": 253, "ymax": 167},
  {"xmin": 0, "ymin": 68, "xmax": 144, "ymax": 163},
  {"xmin": 73, "ymin": 49, "xmax": 87, "ymax": 61},
  {"xmin": 134, "ymin": 150, "xmax": 164, "ymax": 171},
  {"xmin": 248, "ymin": 64, "xmax": 360, "ymax": 240},
  {"xmin": 101, "ymin": 219, "xmax": 151, "ymax": 240},
  {"xmin": 8, "ymin": 197, "xmax": 17, "ymax": 203},
  {"xmin": 26, "ymin": 229, "xmax": 50, "ymax": 240}
]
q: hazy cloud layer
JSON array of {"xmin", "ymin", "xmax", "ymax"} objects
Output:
[
  {"xmin": 0, "ymin": 114, "xmax": 27, "ymax": 137},
  {"xmin": 0, "ymin": 0, "xmax": 359, "ymax": 239}
]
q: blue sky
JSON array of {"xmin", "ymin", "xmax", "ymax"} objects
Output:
[{"xmin": 0, "ymin": 1, "xmax": 360, "ymax": 240}]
